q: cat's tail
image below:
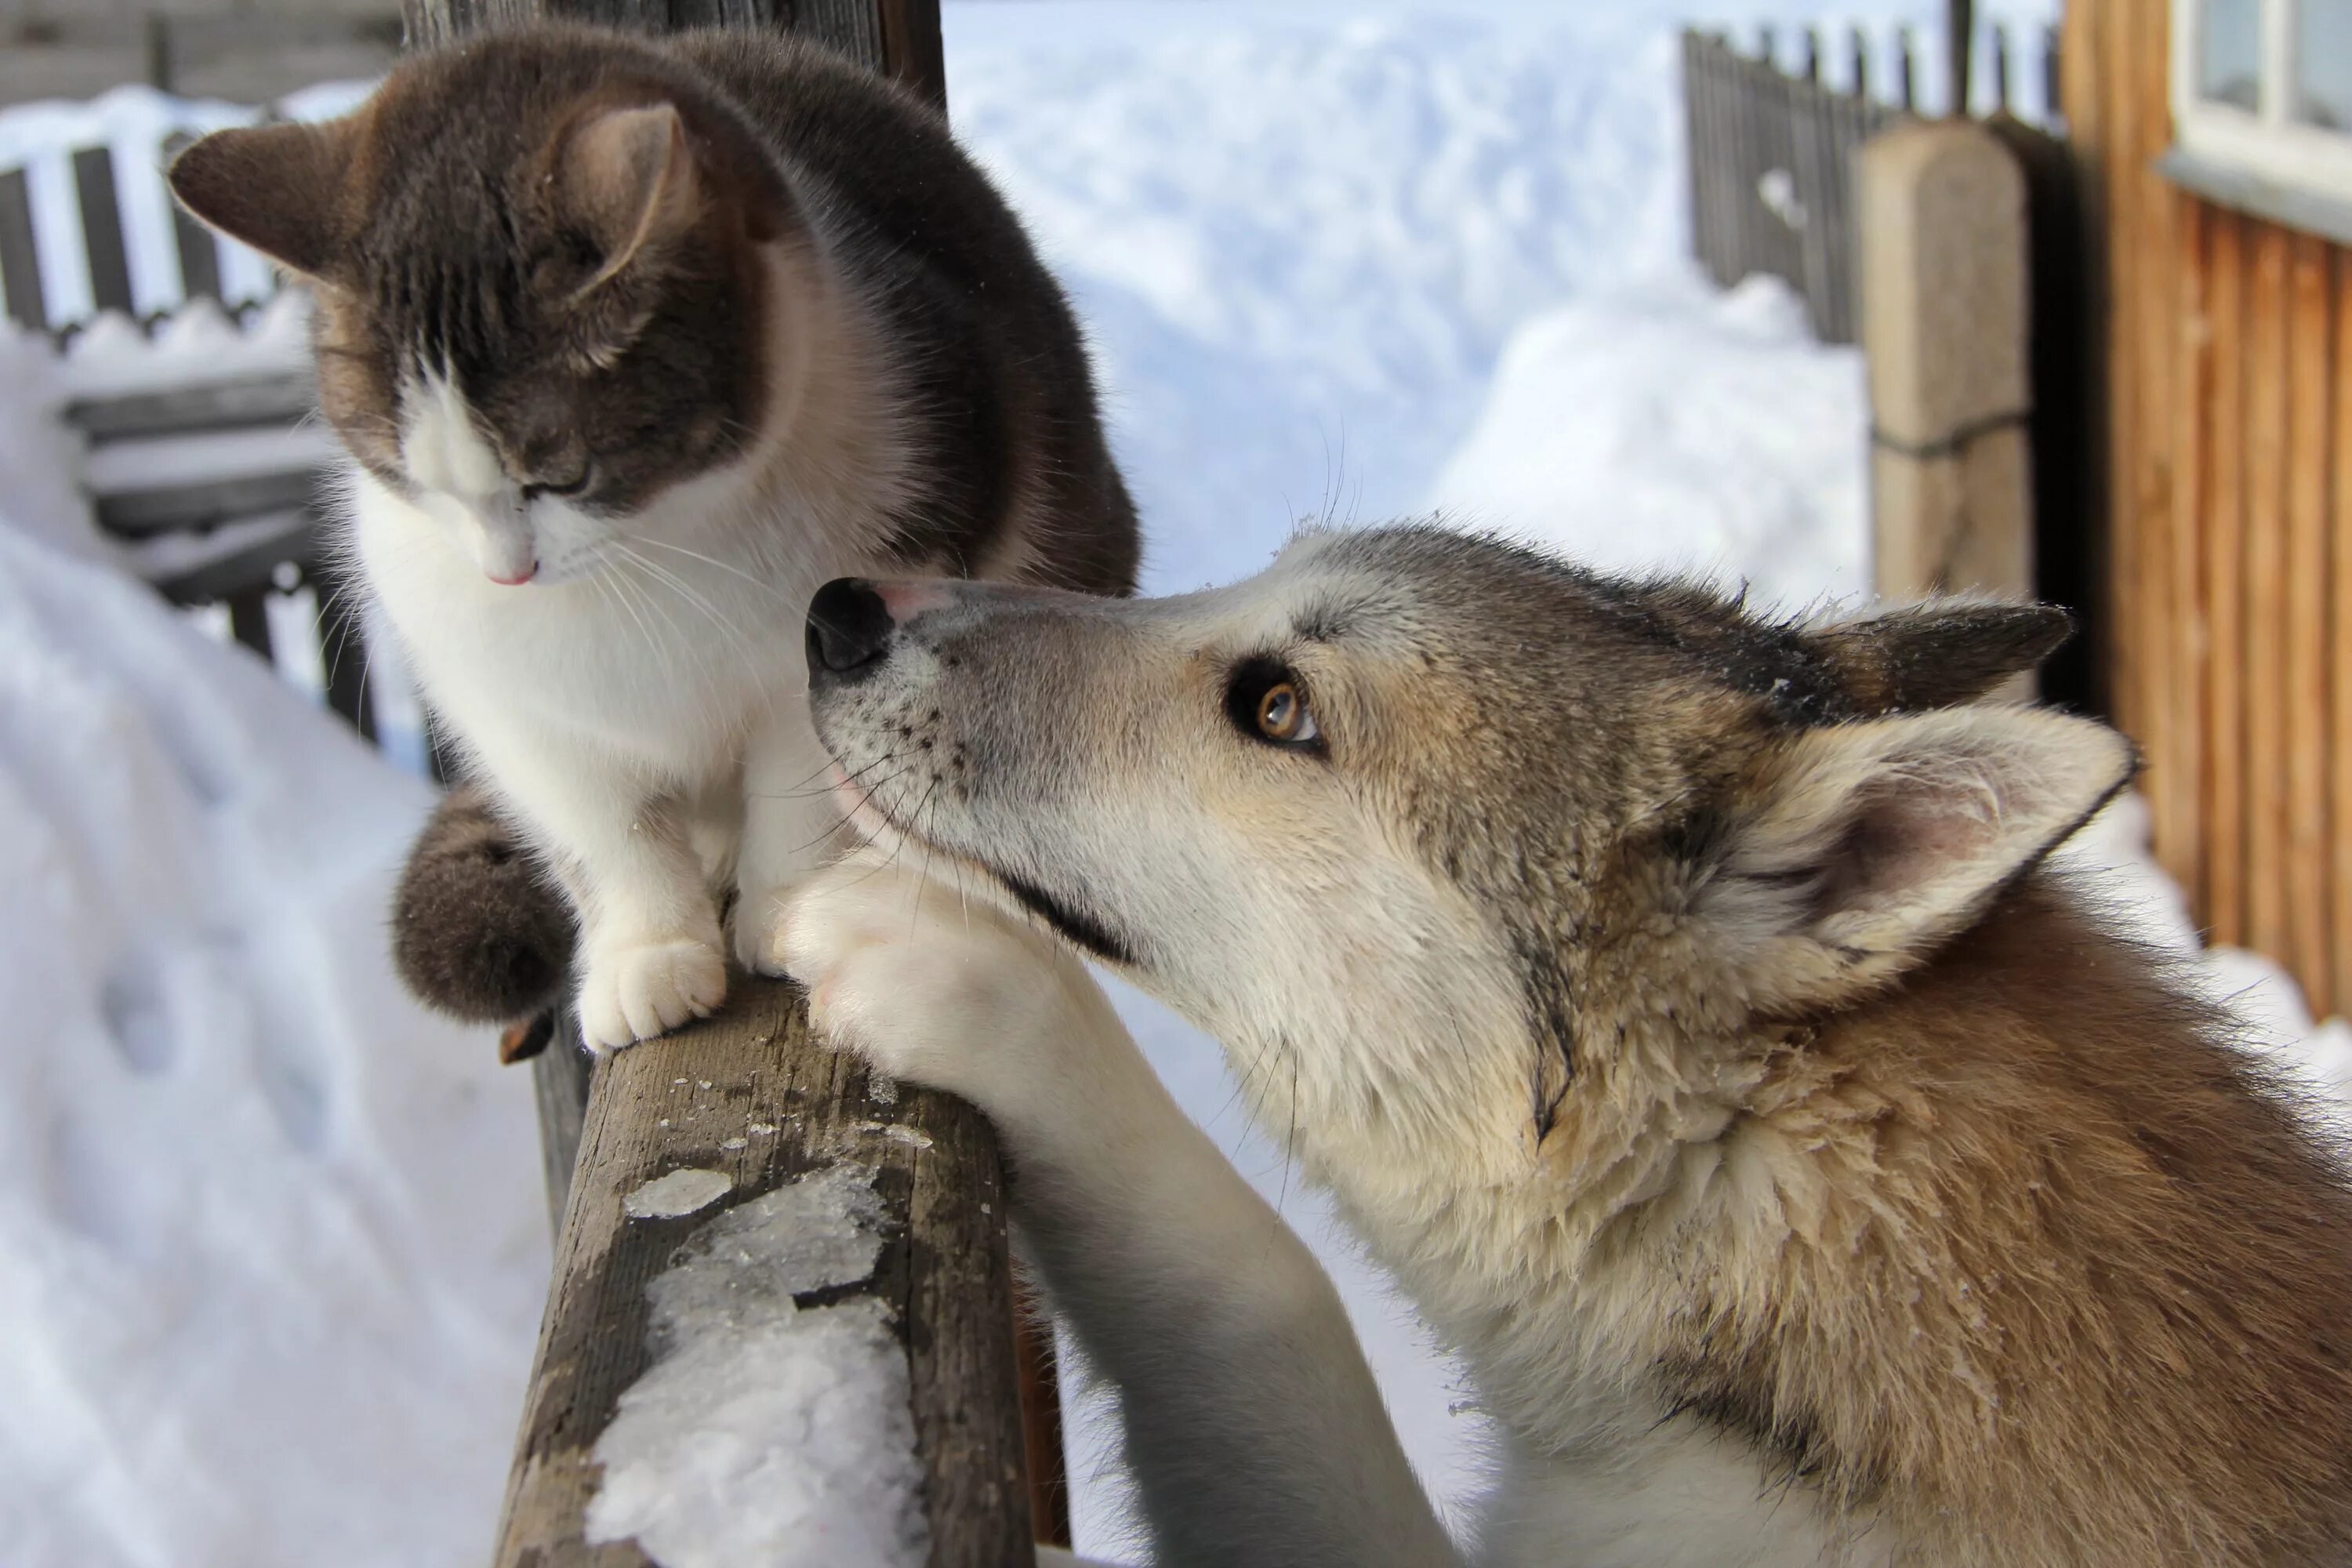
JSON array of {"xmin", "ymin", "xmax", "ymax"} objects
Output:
[{"xmin": 391, "ymin": 782, "xmax": 575, "ymax": 1053}]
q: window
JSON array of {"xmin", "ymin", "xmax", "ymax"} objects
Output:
[{"xmin": 2172, "ymin": 0, "xmax": 2352, "ymax": 205}]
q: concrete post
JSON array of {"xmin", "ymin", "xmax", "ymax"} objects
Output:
[{"xmin": 1859, "ymin": 118, "xmax": 2034, "ymax": 606}]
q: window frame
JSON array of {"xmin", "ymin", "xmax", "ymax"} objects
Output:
[{"xmin": 2170, "ymin": 0, "xmax": 2352, "ymax": 205}]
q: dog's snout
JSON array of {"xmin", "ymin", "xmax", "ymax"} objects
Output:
[{"xmin": 807, "ymin": 578, "xmax": 895, "ymax": 679}]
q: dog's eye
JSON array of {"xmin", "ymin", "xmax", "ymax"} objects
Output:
[
  {"xmin": 1226, "ymin": 659, "xmax": 1323, "ymax": 750},
  {"xmin": 1256, "ymin": 683, "xmax": 1312, "ymax": 742}
]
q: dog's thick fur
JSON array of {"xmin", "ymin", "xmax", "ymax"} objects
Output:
[{"xmin": 780, "ymin": 527, "xmax": 2352, "ymax": 1567}]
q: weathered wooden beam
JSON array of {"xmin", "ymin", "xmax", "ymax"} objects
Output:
[
  {"xmin": 94, "ymin": 467, "xmax": 327, "ymax": 539},
  {"xmin": 492, "ymin": 975, "xmax": 1032, "ymax": 1566},
  {"xmin": 65, "ymin": 371, "xmax": 318, "ymax": 445},
  {"xmin": 0, "ymin": 166, "xmax": 47, "ymax": 331}
]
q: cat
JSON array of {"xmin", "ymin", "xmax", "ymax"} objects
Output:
[{"xmin": 170, "ymin": 22, "xmax": 1139, "ymax": 1049}]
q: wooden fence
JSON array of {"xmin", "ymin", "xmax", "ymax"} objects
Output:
[
  {"xmin": 2063, "ymin": 0, "xmax": 2352, "ymax": 1022},
  {"xmin": 1681, "ymin": 21, "xmax": 2060, "ymax": 346},
  {"xmin": 0, "ymin": 126, "xmax": 375, "ymax": 741}
]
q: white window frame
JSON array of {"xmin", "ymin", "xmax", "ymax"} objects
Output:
[{"xmin": 2171, "ymin": 0, "xmax": 2352, "ymax": 205}]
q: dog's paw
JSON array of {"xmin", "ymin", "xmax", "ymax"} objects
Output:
[
  {"xmin": 576, "ymin": 934, "xmax": 728, "ymax": 1051},
  {"xmin": 732, "ymin": 878, "xmax": 807, "ymax": 977},
  {"xmin": 776, "ymin": 858, "xmax": 1112, "ymax": 1126}
]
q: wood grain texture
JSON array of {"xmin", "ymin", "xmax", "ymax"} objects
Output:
[
  {"xmin": 2283, "ymin": 234, "xmax": 2333, "ymax": 1012},
  {"xmin": 2078, "ymin": 0, "xmax": 2352, "ymax": 1014},
  {"xmin": 491, "ymin": 975, "xmax": 1032, "ymax": 1568},
  {"xmin": 2202, "ymin": 211, "xmax": 2247, "ymax": 946},
  {"xmin": 2241, "ymin": 222, "xmax": 2290, "ymax": 962},
  {"xmin": 2097, "ymin": 0, "xmax": 2141, "ymax": 761},
  {"xmin": 2333, "ymin": 260, "xmax": 2352, "ymax": 1013},
  {"xmin": 2165, "ymin": 198, "xmax": 2211, "ymax": 917},
  {"xmin": 71, "ymin": 146, "xmax": 133, "ymax": 320}
]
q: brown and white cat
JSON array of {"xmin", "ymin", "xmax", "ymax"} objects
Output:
[{"xmin": 171, "ymin": 23, "xmax": 1138, "ymax": 1049}]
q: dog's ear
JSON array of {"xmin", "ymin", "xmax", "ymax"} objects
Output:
[
  {"xmin": 1695, "ymin": 706, "xmax": 2135, "ymax": 1011},
  {"xmin": 1804, "ymin": 601, "xmax": 2074, "ymax": 715}
]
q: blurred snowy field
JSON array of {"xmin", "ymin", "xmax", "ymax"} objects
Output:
[{"xmin": 10, "ymin": 2, "xmax": 2347, "ymax": 1566}]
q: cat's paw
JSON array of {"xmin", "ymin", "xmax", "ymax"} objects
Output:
[
  {"xmin": 576, "ymin": 935, "xmax": 728, "ymax": 1051},
  {"xmin": 775, "ymin": 858, "xmax": 1121, "ymax": 1131}
]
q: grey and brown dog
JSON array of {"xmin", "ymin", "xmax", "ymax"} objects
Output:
[{"xmin": 773, "ymin": 524, "xmax": 2352, "ymax": 1567}]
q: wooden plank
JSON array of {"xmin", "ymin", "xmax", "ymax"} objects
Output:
[
  {"xmin": 2097, "ymin": 0, "xmax": 2142, "ymax": 776},
  {"xmin": 2241, "ymin": 220, "xmax": 2290, "ymax": 965},
  {"xmin": 2333, "ymin": 252, "xmax": 2352, "ymax": 1013},
  {"xmin": 2282, "ymin": 233, "xmax": 2333, "ymax": 1014},
  {"xmin": 875, "ymin": 0, "xmax": 949, "ymax": 111},
  {"xmin": 143, "ymin": 506, "xmax": 323, "ymax": 604},
  {"xmin": 2203, "ymin": 210, "xmax": 2249, "ymax": 946},
  {"xmin": 71, "ymin": 145, "xmax": 135, "ymax": 320},
  {"xmin": 532, "ymin": 1029, "xmax": 593, "ymax": 1233},
  {"xmin": 0, "ymin": 167, "xmax": 47, "ymax": 330},
  {"xmin": 1790, "ymin": 79, "xmax": 1841, "ymax": 341},
  {"xmin": 224, "ymin": 586, "xmax": 274, "ymax": 662},
  {"xmin": 2165, "ymin": 198, "xmax": 2212, "ymax": 921},
  {"xmin": 2126, "ymin": 7, "xmax": 2184, "ymax": 900},
  {"xmin": 490, "ymin": 978, "xmax": 1033, "ymax": 1568},
  {"xmin": 94, "ymin": 468, "xmax": 328, "ymax": 539},
  {"xmin": 64, "ymin": 371, "xmax": 318, "ymax": 444},
  {"xmin": 1682, "ymin": 33, "xmax": 1715, "ymax": 284},
  {"xmin": 1712, "ymin": 34, "xmax": 1739, "ymax": 288}
]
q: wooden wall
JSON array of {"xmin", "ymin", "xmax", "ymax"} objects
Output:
[{"xmin": 2063, "ymin": 0, "xmax": 2352, "ymax": 1016}]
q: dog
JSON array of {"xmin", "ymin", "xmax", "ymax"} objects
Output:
[{"xmin": 776, "ymin": 525, "xmax": 2352, "ymax": 1566}]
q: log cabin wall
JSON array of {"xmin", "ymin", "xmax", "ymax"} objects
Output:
[{"xmin": 2063, "ymin": 0, "xmax": 2351, "ymax": 1017}]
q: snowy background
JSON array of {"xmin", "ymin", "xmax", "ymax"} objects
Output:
[{"xmin": 3, "ymin": 1, "xmax": 2347, "ymax": 1564}]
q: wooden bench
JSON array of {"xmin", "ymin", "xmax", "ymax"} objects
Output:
[{"xmin": 1, "ymin": 128, "xmax": 376, "ymax": 742}]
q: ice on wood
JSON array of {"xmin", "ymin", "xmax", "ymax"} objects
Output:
[
  {"xmin": 586, "ymin": 1166, "xmax": 927, "ymax": 1568},
  {"xmin": 624, "ymin": 1167, "xmax": 735, "ymax": 1220}
]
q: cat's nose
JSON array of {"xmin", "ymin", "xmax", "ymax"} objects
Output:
[{"xmin": 806, "ymin": 578, "xmax": 895, "ymax": 680}]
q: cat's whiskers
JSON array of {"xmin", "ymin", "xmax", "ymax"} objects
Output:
[
  {"xmin": 607, "ymin": 542, "xmax": 751, "ymax": 720},
  {"xmin": 626, "ymin": 534, "xmax": 800, "ymax": 607}
]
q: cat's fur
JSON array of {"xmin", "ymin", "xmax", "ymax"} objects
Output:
[{"xmin": 171, "ymin": 24, "xmax": 1138, "ymax": 1047}]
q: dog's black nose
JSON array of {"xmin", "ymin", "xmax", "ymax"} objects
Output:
[{"xmin": 807, "ymin": 577, "xmax": 895, "ymax": 678}]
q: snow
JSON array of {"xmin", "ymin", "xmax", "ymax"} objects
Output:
[
  {"xmin": 58, "ymin": 292, "xmax": 314, "ymax": 400},
  {"xmin": 584, "ymin": 1165, "xmax": 927, "ymax": 1568},
  {"xmin": 1427, "ymin": 273, "xmax": 1869, "ymax": 608},
  {"xmin": 0, "ymin": 454, "xmax": 545, "ymax": 1566},
  {"xmin": 5, "ymin": 2, "xmax": 2343, "ymax": 1566}
]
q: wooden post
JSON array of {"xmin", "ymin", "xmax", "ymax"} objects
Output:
[
  {"xmin": 1947, "ymin": 0, "xmax": 1974, "ymax": 118},
  {"xmin": 1858, "ymin": 119, "xmax": 2035, "ymax": 615},
  {"xmin": 493, "ymin": 980, "xmax": 1029, "ymax": 1567},
  {"xmin": 390, "ymin": 1, "xmax": 1041, "ymax": 1561}
]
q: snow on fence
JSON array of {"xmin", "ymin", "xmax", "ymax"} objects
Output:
[
  {"xmin": 0, "ymin": 114, "xmax": 390, "ymax": 747},
  {"xmin": 1679, "ymin": 20, "xmax": 2061, "ymax": 347}
]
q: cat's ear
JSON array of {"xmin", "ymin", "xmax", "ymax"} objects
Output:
[
  {"xmin": 561, "ymin": 103, "xmax": 702, "ymax": 292},
  {"xmin": 1693, "ymin": 706, "xmax": 2135, "ymax": 1011},
  {"xmin": 168, "ymin": 119, "xmax": 358, "ymax": 281}
]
